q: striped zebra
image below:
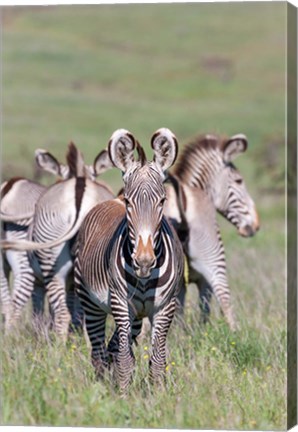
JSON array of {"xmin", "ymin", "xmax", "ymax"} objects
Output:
[
  {"xmin": 74, "ymin": 128, "xmax": 184, "ymax": 390},
  {"xmin": 164, "ymin": 133, "xmax": 260, "ymax": 330},
  {"xmin": 0, "ymin": 148, "xmax": 72, "ymax": 328},
  {"xmin": 0, "ymin": 143, "xmax": 114, "ymax": 336}
]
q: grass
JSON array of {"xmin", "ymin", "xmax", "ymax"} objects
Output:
[
  {"xmin": 1, "ymin": 200, "xmax": 287, "ymax": 429},
  {"xmin": 1, "ymin": 3, "xmax": 287, "ymax": 430}
]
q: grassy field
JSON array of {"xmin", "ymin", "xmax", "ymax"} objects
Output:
[{"xmin": 1, "ymin": 3, "xmax": 287, "ymax": 430}]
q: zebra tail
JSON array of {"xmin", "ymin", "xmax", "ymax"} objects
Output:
[{"xmin": 0, "ymin": 210, "xmax": 86, "ymax": 252}]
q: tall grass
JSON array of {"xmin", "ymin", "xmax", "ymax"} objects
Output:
[{"xmin": 1, "ymin": 206, "xmax": 286, "ymax": 429}]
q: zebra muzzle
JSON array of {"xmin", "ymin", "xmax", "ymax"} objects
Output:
[
  {"xmin": 133, "ymin": 235, "xmax": 157, "ymax": 279},
  {"xmin": 238, "ymin": 224, "xmax": 258, "ymax": 238}
]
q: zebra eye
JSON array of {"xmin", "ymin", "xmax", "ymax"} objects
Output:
[
  {"xmin": 158, "ymin": 197, "xmax": 166, "ymax": 207},
  {"xmin": 235, "ymin": 178, "xmax": 243, "ymax": 185}
]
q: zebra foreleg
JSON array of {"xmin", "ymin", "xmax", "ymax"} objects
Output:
[
  {"xmin": 111, "ymin": 302, "xmax": 135, "ymax": 392},
  {"xmin": 176, "ymin": 277, "xmax": 187, "ymax": 314},
  {"xmin": 215, "ymin": 287, "xmax": 237, "ymax": 331},
  {"xmin": 149, "ymin": 298, "xmax": 176, "ymax": 385},
  {"xmin": 203, "ymin": 268, "xmax": 237, "ymax": 331},
  {"xmin": 197, "ymin": 277, "xmax": 212, "ymax": 325},
  {"xmin": 108, "ymin": 318, "xmax": 143, "ymax": 362},
  {"xmin": 190, "ymin": 262, "xmax": 237, "ymax": 331}
]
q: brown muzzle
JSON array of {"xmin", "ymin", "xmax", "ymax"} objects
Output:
[
  {"xmin": 133, "ymin": 235, "xmax": 156, "ymax": 278},
  {"xmin": 238, "ymin": 209, "xmax": 260, "ymax": 238}
]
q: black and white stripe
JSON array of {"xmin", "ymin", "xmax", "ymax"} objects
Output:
[
  {"xmin": 74, "ymin": 128, "xmax": 184, "ymax": 391},
  {"xmin": 165, "ymin": 133, "xmax": 260, "ymax": 330},
  {"xmin": 1, "ymin": 143, "xmax": 114, "ymax": 336}
]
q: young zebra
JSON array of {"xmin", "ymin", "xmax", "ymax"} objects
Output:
[
  {"xmin": 164, "ymin": 133, "xmax": 260, "ymax": 330},
  {"xmin": 74, "ymin": 128, "xmax": 184, "ymax": 390},
  {"xmin": 0, "ymin": 148, "xmax": 72, "ymax": 327},
  {"xmin": 0, "ymin": 143, "xmax": 114, "ymax": 336}
]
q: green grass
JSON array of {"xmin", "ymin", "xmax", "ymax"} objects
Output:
[
  {"xmin": 1, "ymin": 200, "xmax": 287, "ymax": 429},
  {"xmin": 1, "ymin": 3, "xmax": 287, "ymax": 429}
]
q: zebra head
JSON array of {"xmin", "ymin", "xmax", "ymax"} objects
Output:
[
  {"xmin": 214, "ymin": 134, "xmax": 260, "ymax": 237},
  {"xmin": 35, "ymin": 142, "xmax": 113, "ymax": 181},
  {"xmin": 109, "ymin": 128, "xmax": 178, "ymax": 278}
]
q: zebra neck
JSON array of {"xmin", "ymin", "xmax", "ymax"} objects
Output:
[{"xmin": 173, "ymin": 148, "xmax": 221, "ymax": 195}]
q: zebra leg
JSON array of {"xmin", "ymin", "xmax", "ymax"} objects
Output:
[
  {"xmin": 213, "ymin": 284, "xmax": 237, "ymax": 331},
  {"xmin": 32, "ymin": 283, "xmax": 46, "ymax": 319},
  {"xmin": 202, "ymin": 276, "xmax": 236, "ymax": 331},
  {"xmin": 149, "ymin": 298, "xmax": 176, "ymax": 385},
  {"xmin": 206, "ymin": 270, "xmax": 236, "ymax": 331},
  {"xmin": 176, "ymin": 277, "xmax": 187, "ymax": 314},
  {"xmin": 0, "ymin": 253, "xmax": 11, "ymax": 325},
  {"xmin": 74, "ymin": 257, "xmax": 108, "ymax": 377},
  {"xmin": 108, "ymin": 318, "xmax": 143, "ymax": 361},
  {"xmin": 6, "ymin": 250, "xmax": 36, "ymax": 331},
  {"xmin": 45, "ymin": 275, "xmax": 71, "ymax": 341},
  {"xmin": 114, "ymin": 327, "xmax": 135, "ymax": 392},
  {"xmin": 86, "ymin": 310, "xmax": 109, "ymax": 379},
  {"xmin": 197, "ymin": 277, "xmax": 212, "ymax": 324},
  {"xmin": 111, "ymin": 299, "xmax": 135, "ymax": 391},
  {"xmin": 66, "ymin": 275, "xmax": 84, "ymax": 332},
  {"xmin": 107, "ymin": 327, "xmax": 119, "ymax": 362},
  {"xmin": 189, "ymin": 261, "xmax": 236, "ymax": 331}
]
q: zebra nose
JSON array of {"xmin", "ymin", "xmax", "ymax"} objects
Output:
[
  {"xmin": 239, "ymin": 224, "xmax": 256, "ymax": 238},
  {"xmin": 133, "ymin": 235, "xmax": 156, "ymax": 278},
  {"xmin": 134, "ymin": 256, "xmax": 157, "ymax": 278}
]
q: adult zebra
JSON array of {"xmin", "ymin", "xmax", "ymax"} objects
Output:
[
  {"xmin": 0, "ymin": 148, "xmax": 73, "ymax": 328},
  {"xmin": 74, "ymin": 128, "xmax": 184, "ymax": 390},
  {"xmin": 164, "ymin": 133, "xmax": 260, "ymax": 330},
  {"xmin": 0, "ymin": 143, "xmax": 114, "ymax": 336}
]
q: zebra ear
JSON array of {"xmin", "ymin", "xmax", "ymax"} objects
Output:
[
  {"xmin": 108, "ymin": 129, "xmax": 136, "ymax": 173},
  {"xmin": 92, "ymin": 149, "xmax": 114, "ymax": 177},
  {"xmin": 35, "ymin": 149, "xmax": 67, "ymax": 177},
  {"xmin": 222, "ymin": 134, "xmax": 248, "ymax": 162},
  {"xmin": 151, "ymin": 128, "xmax": 178, "ymax": 171}
]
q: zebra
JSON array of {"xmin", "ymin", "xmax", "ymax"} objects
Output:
[
  {"xmin": 74, "ymin": 128, "xmax": 184, "ymax": 391},
  {"xmin": 0, "ymin": 142, "xmax": 114, "ymax": 336},
  {"xmin": 0, "ymin": 148, "xmax": 72, "ymax": 327},
  {"xmin": 164, "ymin": 133, "xmax": 260, "ymax": 330}
]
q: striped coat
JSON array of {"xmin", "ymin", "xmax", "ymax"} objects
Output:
[{"xmin": 74, "ymin": 128, "xmax": 184, "ymax": 391}]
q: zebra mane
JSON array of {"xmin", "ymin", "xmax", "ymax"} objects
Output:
[
  {"xmin": 66, "ymin": 142, "xmax": 86, "ymax": 178},
  {"xmin": 136, "ymin": 141, "xmax": 147, "ymax": 167},
  {"xmin": 172, "ymin": 134, "xmax": 225, "ymax": 189},
  {"xmin": 1, "ymin": 177, "xmax": 26, "ymax": 200}
]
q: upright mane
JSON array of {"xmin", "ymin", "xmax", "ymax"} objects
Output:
[
  {"xmin": 136, "ymin": 140, "xmax": 147, "ymax": 167},
  {"xmin": 66, "ymin": 142, "xmax": 86, "ymax": 177},
  {"xmin": 172, "ymin": 134, "xmax": 224, "ymax": 189}
]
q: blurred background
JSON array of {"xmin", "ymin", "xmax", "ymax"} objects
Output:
[
  {"xmin": 1, "ymin": 3, "xmax": 287, "ymax": 429},
  {"xmin": 2, "ymin": 3, "xmax": 285, "ymax": 192}
]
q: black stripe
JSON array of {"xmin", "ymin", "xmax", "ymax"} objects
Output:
[
  {"xmin": 75, "ymin": 177, "xmax": 86, "ymax": 215},
  {"xmin": 1, "ymin": 177, "xmax": 25, "ymax": 200}
]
